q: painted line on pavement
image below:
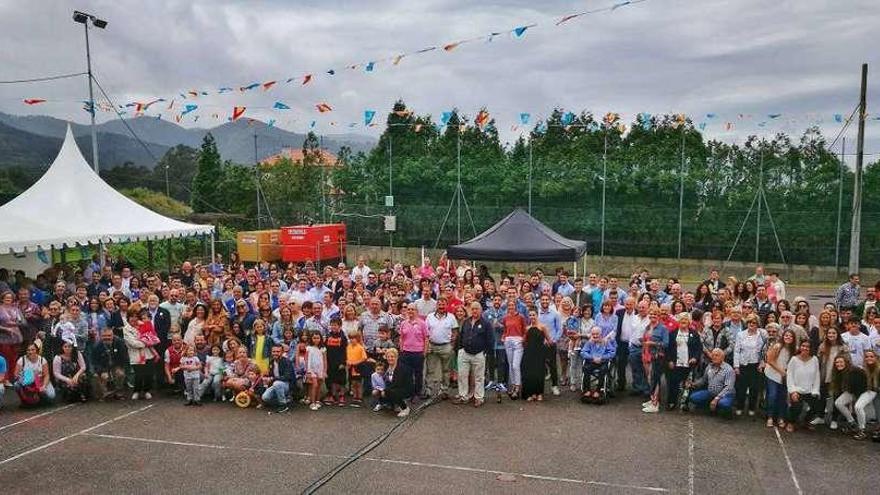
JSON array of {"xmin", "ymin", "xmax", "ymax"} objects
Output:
[
  {"xmin": 0, "ymin": 404, "xmax": 77, "ymax": 433},
  {"xmin": 0, "ymin": 404, "xmax": 153, "ymax": 467}
]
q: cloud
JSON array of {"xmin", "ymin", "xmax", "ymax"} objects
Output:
[{"xmin": 0, "ymin": 0, "xmax": 877, "ymax": 152}]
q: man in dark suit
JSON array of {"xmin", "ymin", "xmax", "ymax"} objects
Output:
[
  {"xmin": 704, "ymin": 268, "xmax": 726, "ymax": 296},
  {"xmin": 146, "ymin": 294, "xmax": 172, "ymax": 388},
  {"xmin": 614, "ymin": 298, "xmax": 637, "ymax": 391},
  {"xmin": 146, "ymin": 294, "xmax": 172, "ymax": 344}
]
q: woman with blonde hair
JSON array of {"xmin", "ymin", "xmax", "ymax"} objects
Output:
[{"xmin": 204, "ymin": 299, "xmax": 229, "ymax": 347}]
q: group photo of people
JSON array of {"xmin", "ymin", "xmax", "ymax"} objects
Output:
[{"xmin": 1, "ymin": 254, "xmax": 879, "ymax": 443}]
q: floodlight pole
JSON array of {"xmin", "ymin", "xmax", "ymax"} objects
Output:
[
  {"xmin": 254, "ymin": 131, "xmax": 261, "ymax": 229},
  {"xmin": 848, "ymin": 63, "xmax": 868, "ymax": 275},
  {"xmin": 457, "ymin": 129, "xmax": 462, "ymax": 244},
  {"xmin": 600, "ymin": 132, "xmax": 607, "ymax": 258},
  {"xmin": 677, "ymin": 128, "xmax": 685, "ymax": 260},
  {"xmin": 528, "ymin": 140, "xmax": 533, "ymax": 215},
  {"xmin": 79, "ymin": 13, "xmax": 104, "ymax": 266},
  {"xmin": 835, "ymin": 137, "xmax": 845, "ymax": 272},
  {"xmin": 756, "ymin": 150, "xmax": 763, "ymax": 263}
]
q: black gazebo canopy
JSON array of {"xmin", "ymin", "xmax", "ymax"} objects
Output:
[{"xmin": 446, "ymin": 208, "xmax": 586, "ymax": 262}]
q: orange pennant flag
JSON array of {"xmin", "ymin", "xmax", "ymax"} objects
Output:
[
  {"xmin": 302, "ymin": 74, "xmax": 313, "ymax": 85},
  {"xmin": 232, "ymin": 106, "xmax": 246, "ymax": 121},
  {"xmin": 316, "ymin": 103, "xmax": 332, "ymax": 113},
  {"xmin": 443, "ymin": 42, "xmax": 461, "ymax": 52},
  {"xmin": 475, "ymin": 110, "xmax": 490, "ymax": 129},
  {"xmin": 23, "ymin": 98, "xmax": 46, "ymax": 105},
  {"xmin": 262, "ymin": 80, "xmax": 277, "ymax": 91}
]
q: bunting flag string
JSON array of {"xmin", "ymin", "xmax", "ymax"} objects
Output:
[{"xmin": 81, "ymin": 0, "xmax": 650, "ymax": 112}]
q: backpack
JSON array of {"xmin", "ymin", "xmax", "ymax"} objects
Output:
[{"xmin": 16, "ymin": 358, "xmax": 43, "ymax": 405}]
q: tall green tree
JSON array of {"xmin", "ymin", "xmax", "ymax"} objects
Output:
[{"xmin": 191, "ymin": 133, "xmax": 222, "ymax": 213}]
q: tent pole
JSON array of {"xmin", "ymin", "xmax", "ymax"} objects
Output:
[
  {"xmin": 210, "ymin": 232, "xmax": 216, "ymax": 270},
  {"xmin": 147, "ymin": 240, "xmax": 154, "ymax": 271},
  {"xmin": 166, "ymin": 238, "xmax": 172, "ymax": 275}
]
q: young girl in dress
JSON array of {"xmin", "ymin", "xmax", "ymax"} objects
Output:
[{"xmin": 306, "ymin": 331, "xmax": 327, "ymax": 411}]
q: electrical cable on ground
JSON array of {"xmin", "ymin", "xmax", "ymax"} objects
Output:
[{"xmin": 300, "ymin": 396, "xmax": 442, "ymax": 495}]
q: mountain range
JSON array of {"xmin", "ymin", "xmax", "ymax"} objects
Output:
[{"xmin": 0, "ymin": 111, "xmax": 376, "ymax": 170}]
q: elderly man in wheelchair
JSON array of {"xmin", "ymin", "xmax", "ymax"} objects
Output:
[{"xmin": 579, "ymin": 326, "xmax": 617, "ymax": 404}]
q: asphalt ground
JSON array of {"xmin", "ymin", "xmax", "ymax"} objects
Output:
[{"xmin": 2, "ymin": 285, "xmax": 871, "ymax": 495}]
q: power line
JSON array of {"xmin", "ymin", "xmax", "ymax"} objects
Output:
[
  {"xmin": 91, "ymin": 74, "xmax": 236, "ymax": 217},
  {"xmin": 828, "ymin": 103, "xmax": 860, "ymax": 151},
  {"xmin": 0, "ymin": 71, "xmax": 87, "ymax": 84}
]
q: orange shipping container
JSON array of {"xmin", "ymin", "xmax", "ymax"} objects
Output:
[{"xmin": 236, "ymin": 230, "xmax": 282, "ymax": 263}]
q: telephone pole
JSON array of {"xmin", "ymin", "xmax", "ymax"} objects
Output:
[{"xmin": 848, "ymin": 63, "xmax": 868, "ymax": 275}]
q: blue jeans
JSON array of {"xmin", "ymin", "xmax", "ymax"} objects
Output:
[
  {"xmin": 689, "ymin": 390, "xmax": 734, "ymax": 412},
  {"xmin": 765, "ymin": 379, "xmax": 788, "ymax": 420},
  {"xmin": 261, "ymin": 380, "xmax": 290, "ymax": 406},
  {"xmin": 628, "ymin": 348, "xmax": 648, "ymax": 395}
]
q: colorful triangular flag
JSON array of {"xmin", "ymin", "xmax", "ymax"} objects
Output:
[{"xmin": 232, "ymin": 106, "xmax": 246, "ymax": 121}]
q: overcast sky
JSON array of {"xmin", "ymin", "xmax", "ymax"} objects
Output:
[{"xmin": 1, "ymin": 0, "xmax": 878, "ymax": 157}]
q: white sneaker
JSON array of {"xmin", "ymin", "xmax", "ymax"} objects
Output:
[
  {"xmin": 372, "ymin": 404, "xmax": 382, "ymax": 412},
  {"xmin": 809, "ymin": 417, "xmax": 825, "ymax": 426},
  {"xmin": 830, "ymin": 421, "xmax": 839, "ymax": 430},
  {"xmin": 144, "ymin": 392, "xmax": 153, "ymax": 400},
  {"xmin": 642, "ymin": 403, "xmax": 660, "ymax": 413},
  {"xmin": 397, "ymin": 407, "xmax": 411, "ymax": 418},
  {"xmin": 735, "ymin": 409, "xmax": 743, "ymax": 416},
  {"xmin": 551, "ymin": 386, "xmax": 561, "ymax": 396},
  {"xmin": 569, "ymin": 384, "xmax": 577, "ymax": 392},
  {"xmin": 642, "ymin": 400, "xmax": 653, "ymax": 408},
  {"xmin": 309, "ymin": 402, "xmax": 319, "ymax": 411},
  {"xmin": 131, "ymin": 392, "xmax": 139, "ymax": 400},
  {"xmin": 748, "ymin": 410, "xmax": 756, "ymax": 417}
]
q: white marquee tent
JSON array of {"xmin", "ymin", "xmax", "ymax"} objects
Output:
[{"xmin": 0, "ymin": 125, "xmax": 214, "ymax": 255}]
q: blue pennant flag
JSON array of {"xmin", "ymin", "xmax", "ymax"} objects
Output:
[
  {"xmin": 519, "ymin": 113, "xmax": 530, "ymax": 125},
  {"xmin": 768, "ymin": 113, "xmax": 781, "ymax": 119},
  {"xmin": 326, "ymin": 69, "xmax": 336, "ymax": 76},
  {"xmin": 273, "ymin": 102, "xmax": 290, "ymax": 110},
  {"xmin": 698, "ymin": 122, "xmax": 707, "ymax": 130},
  {"xmin": 512, "ymin": 26, "xmax": 530, "ymax": 38},
  {"xmin": 537, "ymin": 121, "xmax": 547, "ymax": 134},
  {"xmin": 834, "ymin": 113, "xmax": 844, "ymax": 123},
  {"xmin": 561, "ymin": 112, "xmax": 575, "ymax": 126},
  {"xmin": 364, "ymin": 110, "xmax": 376, "ymax": 126},
  {"xmin": 267, "ymin": 119, "xmax": 275, "ymax": 128},
  {"xmin": 36, "ymin": 248, "xmax": 49, "ymax": 264},
  {"xmin": 310, "ymin": 120, "xmax": 316, "ymax": 129},
  {"xmin": 440, "ymin": 111, "xmax": 453, "ymax": 126},
  {"xmin": 706, "ymin": 113, "xmax": 717, "ymax": 119},
  {"xmin": 365, "ymin": 62, "xmax": 375, "ymax": 72},
  {"xmin": 181, "ymin": 104, "xmax": 198, "ymax": 116}
]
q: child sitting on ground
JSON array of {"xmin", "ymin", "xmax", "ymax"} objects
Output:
[{"xmin": 370, "ymin": 361, "xmax": 386, "ymax": 412}]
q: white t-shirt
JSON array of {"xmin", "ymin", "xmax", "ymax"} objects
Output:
[
  {"xmin": 842, "ymin": 331, "xmax": 871, "ymax": 368},
  {"xmin": 675, "ymin": 331, "xmax": 690, "ymax": 367},
  {"xmin": 425, "ymin": 312, "xmax": 457, "ymax": 345}
]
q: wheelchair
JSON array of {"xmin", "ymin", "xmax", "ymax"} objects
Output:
[{"xmin": 580, "ymin": 360, "xmax": 612, "ymax": 405}]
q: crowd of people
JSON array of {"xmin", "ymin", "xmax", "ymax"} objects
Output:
[{"xmin": 1, "ymin": 254, "xmax": 879, "ymax": 443}]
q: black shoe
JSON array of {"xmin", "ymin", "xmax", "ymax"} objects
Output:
[
  {"xmin": 193, "ymin": 401, "xmax": 202, "ymax": 407},
  {"xmin": 184, "ymin": 400, "xmax": 193, "ymax": 406}
]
